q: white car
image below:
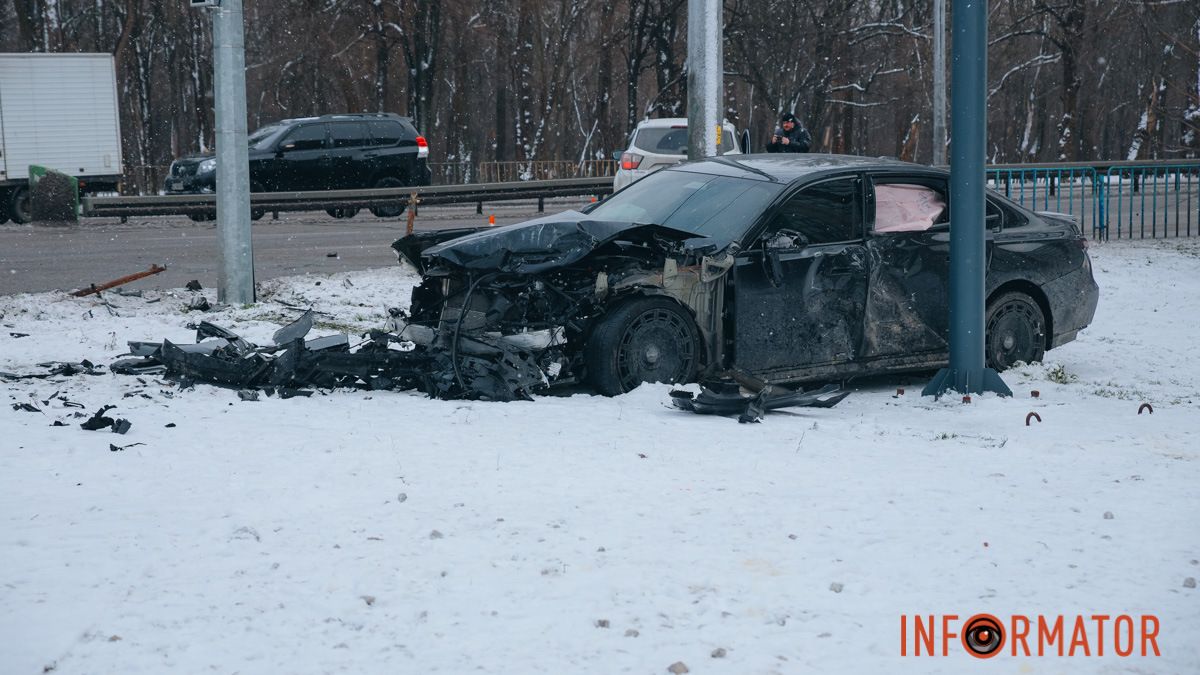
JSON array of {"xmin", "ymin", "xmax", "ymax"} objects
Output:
[{"xmin": 612, "ymin": 118, "xmax": 743, "ymax": 191}]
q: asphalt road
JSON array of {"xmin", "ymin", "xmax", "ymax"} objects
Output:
[{"xmin": 0, "ymin": 199, "xmax": 591, "ymax": 295}]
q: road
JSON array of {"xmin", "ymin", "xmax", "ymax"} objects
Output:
[{"xmin": 0, "ymin": 199, "xmax": 591, "ymax": 295}]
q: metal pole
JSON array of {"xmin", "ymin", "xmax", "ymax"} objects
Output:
[
  {"xmin": 932, "ymin": 0, "xmax": 946, "ymax": 166},
  {"xmin": 686, "ymin": 0, "xmax": 722, "ymax": 161},
  {"xmin": 213, "ymin": 0, "xmax": 255, "ymax": 304},
  {"xmin": 922, "ymin": 0, "xmax": 1011, "ymax": 398}
]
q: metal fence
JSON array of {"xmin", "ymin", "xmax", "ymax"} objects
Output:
[
  {"xmin": 985, "ymin": 161, "xmax": 1200, "ymax": 240},
  {"xmin": 430, "ymin": 160, "xmax": 617, "ymax": 184}
]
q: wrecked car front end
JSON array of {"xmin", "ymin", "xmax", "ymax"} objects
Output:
[{"xmin": 390, "ymin": 212, "xmax": 739, "ymax": 399}]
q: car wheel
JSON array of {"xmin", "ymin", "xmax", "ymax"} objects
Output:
[
  {"xmin": 586, "ymin": 296, "xmax": 700, "ymax": 396},
  {"xmin": 250, "ymin": 182, "xmax": 266, "ymax": 221},
  {"xmin": 8, "ymin": 186, "xmax": 31, "ymax": 224},
  {"xmin": 985, "ymin": 292, "xmax": 1046, "ymax": 371},
  {"xmin": 369, "ymin": 176, "xmax": 407, "ymax": 218},
  {"xmin": 188, "ymin": 213, "xmax": 211, "ymax": 222},
  {"xmin": 326, "ymin": 207, "xmax": 359, "ymax": 219}
]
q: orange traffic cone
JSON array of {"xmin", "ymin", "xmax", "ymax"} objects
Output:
[{"xmin": 488, "ymin": 214, "xmax": 496, "ymax": 225}]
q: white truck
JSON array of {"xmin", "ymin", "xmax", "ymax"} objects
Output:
[{"xmin": 0, "ymin": 53, "xmax": 124, "ymax": 223}]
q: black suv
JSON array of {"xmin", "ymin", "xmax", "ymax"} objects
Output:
[{"xmin": 164, "ymin": 113, "xmax": 431, "ymax": 219}]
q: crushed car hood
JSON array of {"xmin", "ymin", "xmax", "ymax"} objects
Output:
[{"xmin": 397, "ymin": 210, "xmax": 717, "ymax": 275}]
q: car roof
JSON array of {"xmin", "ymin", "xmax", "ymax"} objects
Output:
[
  {"xmin": 674, "ymin": 153, "xmax": 936, "ymax": 182},
  {"xmin": 277, "ymin": 113, "xmax": 414, "ymax": 126},
  {"xmin": 635, "ymin": 117, "xmax": 736, "ymax": 129}
]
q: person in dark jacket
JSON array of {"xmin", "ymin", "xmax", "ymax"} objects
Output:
[{"xmin": 766, "ymin": 112, "xmax": 811, "ymax": 153}]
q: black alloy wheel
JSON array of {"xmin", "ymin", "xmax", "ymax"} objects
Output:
[
  {"xmin": 369, "ymin": 176, "xmax": 408, "ymax": 218},
  {"xmin": 587, "ymin": 297, "xmax": 700, "ymax": 396},
  {"xmin": 985, "ymin": 292, "xmax": 1046, "ymax": 371}
]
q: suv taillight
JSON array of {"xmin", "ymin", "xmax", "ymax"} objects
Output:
[
  {"xmin": 620, "ymin": 152, "xmax": 643, "ymax": 170},
  {"xmin": 416, "ymin": 136, "xmax": 429, "ymax": 159}
]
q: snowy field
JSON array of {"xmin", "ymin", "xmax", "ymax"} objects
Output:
[{"xmin": 2, "ymin": 239, "xmax": 1198, "ymax": 674}]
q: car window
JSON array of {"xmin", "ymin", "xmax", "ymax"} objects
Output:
[
  {"xmin": 767, "ymin": 177, "xmax": 861, "ymax": 244},
  {"xmin": 248, "ymin": 123, "xmax": 286, "ymax": 151},
  {"xmin": 632, "ymin": 126, "xmax": 735, "ymax": 155},
  {"xmin": 588, "ymin": 170, "xmax": 783, "ymax": 240},
  {"xmin": 280, "ymin": 124, "xmax": 326, "ymax": 151},
  {"xmin": 368, "ymin": 120, "xmax": 405, "ymax": 146},
  {"xmin": 987, "ymin": 195, "xmax": 1029, "ymax": 229},
  {"xmin": 330, "ymin": 122, "xmax": 369, "ymax": 148},
  {"xmin": 873, "ymin": 183, "xmax": 947, "ymax": 233}
]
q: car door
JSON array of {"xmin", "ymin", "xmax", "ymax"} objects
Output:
[
  {"xmin": 327, "ymin": 121, "xmax": 370, "ymax": 188},
  {"xmin": 273, "ymin": 122, "xmax": 329, "ymax": 191},
  {"xmin": 861, "ymin": 174, "xmax": 1001, "ymax": 360},
  {"xmin": 731, "ymin": 175, "xmax": 869, "ymax": 376}
]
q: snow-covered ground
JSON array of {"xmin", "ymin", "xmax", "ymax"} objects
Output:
[{"xmin": 2, "ymin": 240, "xmax": 1198, "ymax": 674}]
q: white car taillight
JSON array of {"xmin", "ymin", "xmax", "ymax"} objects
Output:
[
  {"xmin": 620, "ymin": 152, "xmax": 643, "ymax": 170},
  {"xmin": 416, "ymin": 135, "xmax": 429, "ymax": 159}
]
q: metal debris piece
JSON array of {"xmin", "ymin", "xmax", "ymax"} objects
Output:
[
  {"xmin": 71, "ymin": 264, "xmax": 167, "ymax": 297},
  {"xmin": 79, "ymin": 405, "xmax": 132, "ymax": 434},
  {"xmin": 670, "ymin": 379, "xmax": 848, "ymax": 422}
]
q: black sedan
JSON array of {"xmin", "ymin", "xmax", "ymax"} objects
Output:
[{"xmin": 392, "ymin": 154, "xmax": 1099, "ymax": 398}]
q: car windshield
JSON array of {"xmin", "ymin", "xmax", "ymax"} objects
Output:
[
  {"xmin": 589, "ymin": 169, "xmax": 783, "ymax": 240},
  {"xmin": 248, "ymin": 123, "xmax": 287, "ymax": 150},
  {"xmin": 633, "ymin": 127, "xmax": 735, "ymax": 155}
]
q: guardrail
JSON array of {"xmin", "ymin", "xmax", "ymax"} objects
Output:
[
  {"xmin": 984, "ymin": 160, "xmax": 1200, "ymax": 240},
  {"xmin": 83, "ymin": 177, "xmax": 615, "ymax": 219},
  {"xmin": 97, "ymin": 159, "xmax": 1200, "ymax": 239}
]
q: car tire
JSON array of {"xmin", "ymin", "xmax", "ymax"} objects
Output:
[
  {"xmin": 326, "ymin": 207, "xmax": 359, "ymax": 219},
  {"xmin": 369, "ymin": 176, "xmax": 407, "ymax": 218},
  {"xmin": 985, "ymin": 292, "xmax": 1046, "ymax": 371},
  {"xmin": 188, "ymin": 213, "xmax": 211, "ymax": 222},
  {"xmin": 586, "ymin": 296, "xmax": 701, "ymax": 396},
  {"xmin": 8, "ymin": 186, "xmax": 31, "ymax": 224},
  {"xmin": 250, "ymin": 181, "xmax": 266, "ymax": 221}
]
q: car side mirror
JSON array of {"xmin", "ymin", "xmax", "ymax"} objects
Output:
[{"xmin": 278, "ymin": 142, "xmax": 296, "ymax": 155}]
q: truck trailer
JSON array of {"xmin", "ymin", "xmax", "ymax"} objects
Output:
[{"xmin": 0, "ymin": 53, "xmax": 124, "ymax": 223}]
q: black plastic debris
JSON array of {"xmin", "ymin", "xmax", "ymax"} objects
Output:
[
  {"xmin": 80, "ymin": 405, "xmax": 132, "ymax": 434},
  {"xmin": 670, "ymin": 380, "xmax": 849, "ymax": 423},
  {"xmin": 109, "ymin": 442, "xmax": 144, "ymax": 452},
  {"xmin": 185, "ymin": 280, "xmax": 203, "ymax": 291},
  {"xmin": 1, "ymin": 361, "xmax": 102, "ymax": 381},
  {"xmin": 12, "ymin": 402, "xmax": 41, "ymax": 413},
  {"xmin": 9, "ymin": 332, "xmax": 30, "ymax": 338},
  {"xmin": 113, "ymin": 314, "xmax": 543, "ymax": 401}
]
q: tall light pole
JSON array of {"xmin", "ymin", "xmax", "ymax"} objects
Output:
[
  {"xmin": 686, "ymin": 0, "xmax": 722, "ymax": 160},
  {"xmin": 195, "ymin": 0, "xmax": 254, "ymax": 304},
  {"xmin": 933, "ymin": 0, "xmax": 946, "ymax": 165},
  {"xmin": 922, "ymin": 0, "xmax": 1011, "ymax": 398}
]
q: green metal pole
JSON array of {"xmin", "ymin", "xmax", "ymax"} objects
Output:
[{"xmin": 923, "ymin": 0, "xmax": 1011, "ymax": 398}]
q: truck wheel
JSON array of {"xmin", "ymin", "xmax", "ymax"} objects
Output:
[
  {"xmin": 369, "ymin": 176, "xmax": 407, "ymax": 218},
  {"xmin": 8, "ymin": 186, "xmax": 31, "ymax": 224},
  {"xmin": 985, "ymin": 292, "xmax": 1046, "ymax": 371},
  {"xmin": 586, "ymin": 296, "xmax": 700, "ymax": 396}
]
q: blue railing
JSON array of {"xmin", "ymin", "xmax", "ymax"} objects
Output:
[{"xmin": 983, "ymin": 160, "xmax": 1200, "ymax": 240}]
